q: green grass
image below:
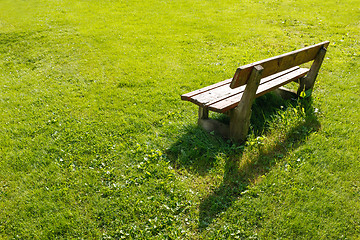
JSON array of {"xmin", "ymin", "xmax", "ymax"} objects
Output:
[{"xmin": 1, "ymin": 0, "xmax": 359, "ymax": 238}]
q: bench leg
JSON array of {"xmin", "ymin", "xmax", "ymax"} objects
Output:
[
  {"xmin": 230, "ymin": 104, "xmax": 252, "ymax": 143},
  {"xmin": 230, "ymin": 65, "xmax": 264, "ymax": 143},
  {"xmin": 198, "ymin": 106, "xmax": 230, "ymax": 138},
  {"xmin": 297, "ymin": 76, "xmax": 305, "ymax": 96},
  {"xmin": 297, "ymin": 47, "xmax": 327, "ymax": 97},
  {"xmin": 198, "ymin": 106, "xmax": 209, "ymax": 120},
  {"xmin": 274, "ymin": 86, "xmax": 298, "ymax": 100}
]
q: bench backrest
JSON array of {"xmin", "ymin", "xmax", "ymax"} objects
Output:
[{"xmin": 230, "ymin": 41, "xmax": 330, "ymax": 89}]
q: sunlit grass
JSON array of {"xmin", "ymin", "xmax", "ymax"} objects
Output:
[{"xmin": 0, "ymin": 0, "xmax": 359, "ymax": 238}]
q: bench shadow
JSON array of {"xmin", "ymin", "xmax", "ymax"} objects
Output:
[
  {"xmin": 166, "ymin": 124, "xmax": 233, "ymax": 176},
  {"xmin": 167, "ymin": 94, "xmax": 321, "ymax": 229},
  {"xmin": 166, "ymin": 93, "xmax": 290, "ymax": 176},
  {"xmin": 198, "ymin": 105, "xmax": 320, "ymax": 229}
]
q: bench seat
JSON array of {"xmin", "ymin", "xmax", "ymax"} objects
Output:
[
  {"xmin": 180, "ymin": 41, "xmax": 329, "ymax": 143},
  {"xmin": 181, "ymin": 66, "xmax": 309, "ymax": 113}
]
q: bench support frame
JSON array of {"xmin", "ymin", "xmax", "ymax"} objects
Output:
[
  {"xmin": 182, "ymin": 42, "xmax": 329, "ymax": 144},
  {"xmin": 297, "ymin": 47, "xmax": 327, "ymax": 96},
  {"xmin": 198, "ymin": 106, "xmax": 230, "ymax": 138},
  {"xmin": 198, "ymin": 106, "xmax": 209, "ymax": 120},
  {"xmin": 230, "ymin": 65, "xmax": 264, "ymax": 142}
]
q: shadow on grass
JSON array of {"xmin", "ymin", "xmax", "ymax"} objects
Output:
[
  {"xmin": 166, "ymin": 126, "xmax": 232, "ymax": 176},
  {"xmin": 166, "ymin": 94, "xmax": 288, "ymax": 176},
  {"xmin": 167, "ymin": 94, "xmax": 321, "ymax": 229},
  {"xmin": 167, "ymin": 94, "xmax": 292, "ymax": 174},
  {"xmin": 198, "ymin": 107, "xmax": 320, "ymax": 229}
]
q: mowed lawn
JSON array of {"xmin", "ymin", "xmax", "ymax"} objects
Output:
[{"xmin": 0, "ymin": 0, "xmax": 359, "ymax": 239}]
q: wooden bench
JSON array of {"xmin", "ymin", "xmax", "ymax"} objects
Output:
[{"xmin": 181, "ymin": 41, "xmax": 329, "ymax": 143}]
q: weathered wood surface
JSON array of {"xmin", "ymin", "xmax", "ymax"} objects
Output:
[
  {"xmin": 230, "ymin": 65, "xmax": 263, "ymax": 142},
  {"xmin": 181, "ymin": 78, "xmax": 232, "ymax": 101},
  {"xmin": 230, "ymin": 41, "xmax": 329, "ymax": 88},
  {"xmin": 301, "ymin": 47, "xmax": 327, "ymax": 94},
  {"xmin": 180, "ymin": 41, "xmax": 329, "ymax": 143},
  {"xmin": 188, "ymin": 67, "xmax": 300, "ymax": 107},
  {"xmin": 198, "ymin": 119, "xmax": 230, "ymax": 138},
  {"xmin": 207, "ymin": 67, "xmax": 309, "ymax": 113},
  {"xmin": 198, "ymin": 106, "xmax": 209, "ymax": 120},
  {"xmin": 256, "ymin": 68, "xmax": 309, "ymax": 96},
  {"xmin": 273, "ymin": 87, "xmax": 298, "ymax": 100},
  {"xmin": 181, "ymin": 67, "xmax": 308, "ymax": 113}
]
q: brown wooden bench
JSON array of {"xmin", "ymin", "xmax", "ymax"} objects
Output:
[{"xmin": 181, "ymin": 41, "xmax": 329, "ymax": 143}]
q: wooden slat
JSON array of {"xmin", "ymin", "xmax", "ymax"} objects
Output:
[
  {"xmin": 230, "ymin": 41, "xmax": 330, "ymax": 89},
  {"xmin": 209, "ymin": 68, "xmax": 309, "ymax": 113},
  {"xmin": 191, "ymin": 83, "xmax": 245, "ymax": 106},
  {"xmin": 256, "ymin": 68, "xmax": 309, "ymax": 97},
  {"xmin": 180, "ymin": 78, "xmax": 232, "ymax": 101},
  {"xmin": 190, "ymin": 67, "xmax": 300, "ymax": 107},
  {"xmin": 204, "ymin": 67, "xmax": 300, "ymax": 107}
]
